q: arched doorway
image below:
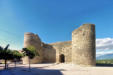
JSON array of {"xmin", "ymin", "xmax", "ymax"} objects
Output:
[{"xmin": 59, "ymin": 54, "xmax": 65, "ymax": 63}]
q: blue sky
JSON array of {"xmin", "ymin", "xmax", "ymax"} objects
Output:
[{"xmin": 0, "ymin": 0, "xmax": 113, "ymax": 53}]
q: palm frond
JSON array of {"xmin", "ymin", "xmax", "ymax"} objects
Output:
[{"xmin": 4, "ymin": 44, "xmax": 10, "ymax": 50}]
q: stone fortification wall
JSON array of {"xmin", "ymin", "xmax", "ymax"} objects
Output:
[
  {"xmin": 22, "ymin": 23, "xmax": 96, "ymax": 66},
  {"xmin": 23, "ymin": 32, "xmax": 43, "ymax": 64},
  {"xmin": 49, "ymin": 41, "xmax": 72, "ymax": 63},
  {"xmin": 22, "ymin": 32, "xmax": 72, "ymax": 64},
  {"xmin": 72, "ymin": 24, "xmax": 96, "ymax": 66},
  {"xmin": 42, "ymin": 43, "xmax": 56, "ymax": 63}
]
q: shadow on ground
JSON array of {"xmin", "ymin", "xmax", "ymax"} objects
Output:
[
  {"xmin": 33, "ymin": 63, "xmax": 58, "ymax": 69},
  {"xmin": 10, "ymin": 67, "xmax": 63, "ymax": 75},
  {"xmin": 96, "ymin": 63, "xmax": 113, "ymax": 67},
  {"xmin": 0, "ymin": 63, "xmax": 64, "ymax": 75}
]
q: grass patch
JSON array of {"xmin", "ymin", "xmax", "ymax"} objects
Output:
[{"xmin": 96, "ymin": 59, "xmax": 113, "ymax": 64}]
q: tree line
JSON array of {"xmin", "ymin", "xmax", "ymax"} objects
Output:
[{"xmin": 0, "ymin": 44, "xmax": 38, "ymax": 71}]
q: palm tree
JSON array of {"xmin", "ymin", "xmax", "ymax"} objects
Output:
[
  {"xmin": 22, "ymin": 46, "xmax": 39, "ymax": 71},
  {"xmin": 0, "ymin": 46, "xmax": 4, "ymax": 59},
  {"xmin": 3, "ymin": 44, "xmax": 10, "ymax": 69},
  {"xmin": 0, "ymin": 44, "xmax": 13, "ymax": 69}
]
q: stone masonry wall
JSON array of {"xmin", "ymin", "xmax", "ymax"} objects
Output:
[
  {"xmin": 72, "ymin": 24, "xmax": 96, "ymax": 66},
  {"xmin": 22, "ymin": 24, "xmax": 96, "ymax": 66},
  {"xmin": 42, "ymin": 43, "xmax": 56, "ymax": 63},
  {"xmin": 49, "ymin": 41, "xmax": 72, "ymax": 63}
]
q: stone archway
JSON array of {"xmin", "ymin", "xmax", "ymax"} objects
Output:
[{"xmin": 59, "ymin": 54, "xmax": 65, "ymax": 63}]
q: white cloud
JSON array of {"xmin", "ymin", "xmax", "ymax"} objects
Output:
[
  {"xmin": 96, "ymin": 50, "xmax": 113, "ymax": 57},
  {"xmin": 96, "ymin": 38, "xmax": 113, "ymax": 50},
  {"xmin": 96, "ymin": 38, "xmax": 113, "ymax": 57}
]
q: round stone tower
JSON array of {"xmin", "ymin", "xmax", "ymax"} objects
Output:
[
  {"xmin": 22, "ymin": 32, "xmax": 43, "ymax": 64},
  {"xmin": 72, "ymin": 24, "xmax": 96, "ymax": 66}
]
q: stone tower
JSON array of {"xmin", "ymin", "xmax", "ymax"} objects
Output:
[
  {"xmin": 23, "ymin": 32, "xmax": 43, "ymax": 64},
  {"xmin": 72, "ymin": 24, "xmax": 96, "ymax": 66}
]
